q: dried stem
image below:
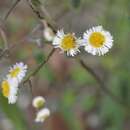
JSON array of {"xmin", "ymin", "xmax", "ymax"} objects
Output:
[
  {"xmin": 0, "ymin": 38, "xmax": 26, "ymax": 59},
  {"xmin": 0, "ymin": 27, "xmax": 8, "ymax": 49},
  {"xmin": 26, "ymin": 0, "xmax": 57, "ymax": 33},
  {"xmin": 28, "ymin": 79, "xmax": 34, "ymax": 97},
  {"xmin": 4, "ymin": 0, "xmax": 21, "ymax": 21},
  {"xmin": 77, "ymin": 58, "xmax": 130, "ymax": 109},
  {"xmin": 23, "ymin": 48, "xmax": 55, "ymax": 84}
]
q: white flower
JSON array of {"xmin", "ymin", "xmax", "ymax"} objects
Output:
[
  {"xmin": 43, "ymin": 27, "xmax": 55, "ymax": 41},
  {"xmin": 35, "ymin": 108, "xmax": 50, "ymax": 123},
  {"xmin": 52, "ymin": 29, "xmax": 82, "ymax": 56},
  {"xmin": 1, "ymin": 77, "xmax": 18, "ymax": 104},
  {"xmin": 32, "ymin": 96, "xmax": 45, "ymax": 109},
  {"xmin": 82, "ymin": 26, "xmax": 113, "ymax": 56},
  {"xmin": 8, "ymin": 62, "xmax": 27, "ymax": 83}
]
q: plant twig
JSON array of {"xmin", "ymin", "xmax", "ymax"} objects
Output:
[
  {"xmin": 0, "ymin": 27, "xmax": 8, "ymax": 49},
  {"xmin": 23, "ymin": 48, "xmax": 55, "ymax": 84},
  {"xmin": 0, "ymin": 38, "xmax": 26, "ymax": 59},
  {"xmin": 4, "ymin": 0, "xmax": 21, "ymax": 21},
  {"xmin": 78, "ymin": 58, "xmax": 130, "ymax": 109},
  {"xmin": 26, "ymin": 0, "xmax": 57, "ymax": 33},
  {"xmin": 28, "ymin": 79, "xmax": 34, "ymax": 97}
]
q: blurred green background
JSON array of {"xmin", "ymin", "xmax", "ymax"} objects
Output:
[{"xmin": 0, "ymin": 0, "xmax": 130, "ymax": 130}]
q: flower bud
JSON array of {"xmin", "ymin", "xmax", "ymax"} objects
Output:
[{"xmin": 32, "ymin": 96, "xmax": 45, "ymax": 109}]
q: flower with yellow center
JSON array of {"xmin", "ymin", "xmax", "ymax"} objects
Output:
[
  {"xmin": 82, "ymin": 26, "xmax": 113, "ymax": 56},
  {"xmin": 35, "ymin": 108, "xmax": 50, "ymax": 123},
  {"xmin": 52, "ymin": 29, "xmax": 82, "ymax": 56},
  {"xmin": 8, "ymin": 62, "xmax": 28, "ymax": 83},
  {"xmin": 32, "ymin": 96, "xmax": 45, "ymax": 109},
  {"xmin": 2, "ymin": 80, "xmax": 10, "ymax": 97},
  {"xmin": 1, "ymin": 77, "xmax": 18, "ymax": 104}
]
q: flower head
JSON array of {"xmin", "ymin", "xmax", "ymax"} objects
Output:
[
  {"xmin": 43, "ymin": 27, "xmax": 55, "ymax": 41},
  {"xmin": 35, "ymin": 108, "xmax": 50, "ymax": 123},
  {"xmin": 8, "ymin": 62, "xmax": 27, "ymax": 83},
  {"xmin": 1, "ymin": 77, "xmax": 18, "ymax": 104},
  {"xmin": 52, "ymin": 29, "xmax": 82, "ymax": 56},
  {"xmin": 82, "ymin": 26, "xmax": 113, "ymax": 56},
  {"xmin": 32, "ymin": 96, "xmax": 45, "ymax": 109}
]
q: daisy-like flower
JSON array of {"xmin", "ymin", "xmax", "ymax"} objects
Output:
[
  {"xmin": 52, "ymin": 29, "xmax": 82, "ymax": 56},
  {"xmin": 32, "ymin": 96, "xmax": 45, "ymax": 109},
  {"xmin": 35, "ymin": 108, "xmax": 50, "ymax": 123},
  {"xmin": 8, "ymin": 62, "xmax": 27, "ymax": 83},
  {"xmin": 1, "ymin": 77, "xmax": 18, "ymax": 104},
  {"xmin": 82, "ymin": 26, "xmax": 113, "ymax": 56}
]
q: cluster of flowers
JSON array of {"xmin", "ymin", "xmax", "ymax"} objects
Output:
[
  {"xmin": 1, "ymin": 62, "xmax": 27, "ymax": 104},
  {"xmin": 44, "ymin": 25, "xmax": 113, "ymax": 56},
  {"xmin": 32, "ymin": 96, "xmax": 50, "ymax": 123}
]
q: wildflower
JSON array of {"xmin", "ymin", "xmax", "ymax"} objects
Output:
[
  {"xmin": 43, "ymin": 27, "xmax": 55, "ymax": 41},
  {"xmin": 1, "ymin": 77, "xmax": 18, "ymax": 104},
  {"xmin": 32, "ymin": 96, "xmax": 45, "ymax": 109},
  {"xmin": 52, "ymin": 29, "xmax": 82, "ymax": 56},
  {"xmin": 8, "ymin": 62, "xmax": 27, "ymax": 83},
  {"xmin": 82, "ymin": 26, "xmax": 113, "ymax": 56},
  {"xmin": 35, "ymin": 108, "xmax": 50, "ymax": 123}
]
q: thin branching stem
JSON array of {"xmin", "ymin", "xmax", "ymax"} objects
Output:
[
  {"xmin": 77, "ymin": 58, "xmax": 130, "ymax": 109},
  {"xmin": 23, "ymin": 48, "xmax": 55, "ymax": 84},
  {"xmin": 4, "ymin": 0, "xmax": 21, "ymax": 21},
  {"xmin": 0, "ymin": 27, "xmax": 8, "ymax": 49},
  {"xmin": 26, "ymin": 0, "xmax": 57, "ymax": 33}
]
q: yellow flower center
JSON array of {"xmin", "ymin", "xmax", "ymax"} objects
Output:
[
  {"xmin": 61, "ymin": 34, "xmax": 76, "ymax": 51},
  {"xmin": 36, "ymin": 100, "xmax": 44, "ymax": 108},
  {"xmin": 10, "ymin": 67, "xmax": 21, "ymax": 77},
  {"xmin": 89, "ymin": 32, "xmax": 105, "ymax": 48},
  {"xmin": 40, "ymin": 114, "xmax": 49, "ymax": 121},
  {"xmin": 2, "ymin": 80, "xmax": 10, "ymax": 97}
]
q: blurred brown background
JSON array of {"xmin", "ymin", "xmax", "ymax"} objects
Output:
[{"xmin": 0, "ymin": 0, "xmax": 130, "ymax": 130}]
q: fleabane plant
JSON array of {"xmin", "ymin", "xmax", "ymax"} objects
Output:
[
  {"xmin": 82, "ymin": 26, "xmax": 113, "ymax": 56},
  {"xmin": 8, "ymin": 62, "xmax": 28, "ymax": 83},
  {"xmin": 1, "ymin": 77, "xmax": 18, "ymax": 104},
  {"xmin": 52, "ymin": 26, "xmax": 113, "ymax": 56},
  {"xmin": 52, "ymin": 29, "xmax": 83, "ymax": 56},
  {"xmin": 1, "ymin": 62, "xmax": 28, "ymax": 104}
]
